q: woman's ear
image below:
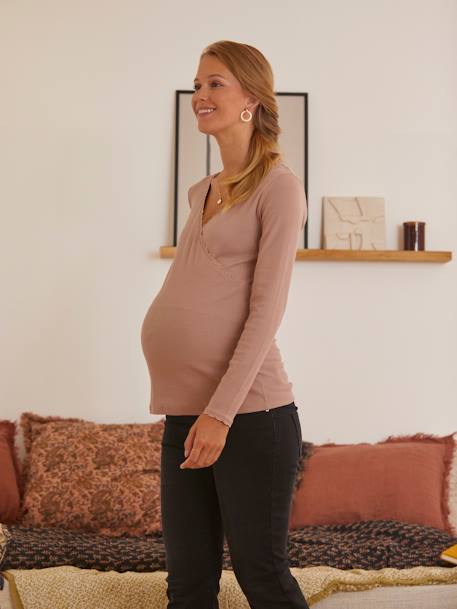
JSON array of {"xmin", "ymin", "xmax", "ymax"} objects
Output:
[{"xmin": 245, "ymin": 95, "xmax": 260, "ymax": 113}]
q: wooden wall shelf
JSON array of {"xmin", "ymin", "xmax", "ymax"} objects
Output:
[{"xmin": 160, "ymin": 246, "xmax": 452, "ymax": 263}]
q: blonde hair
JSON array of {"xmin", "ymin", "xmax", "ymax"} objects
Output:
[{"xmin": 200, "ymin": 40, "xmax": 283, "ymax": 210}]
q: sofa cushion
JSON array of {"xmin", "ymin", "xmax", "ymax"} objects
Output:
[
  {"xmin": 0, "ymin": 421, "xmax": 21, "ymax": 524},
  {"xmin": 2, "ymin": 518, "xmax": 457, "ymax": 572},
  {"xmin": 290, "ymin": 432, "xmax": 457, "ymax": 535},
  {"xmin": 18, "ymin": 412, "xmax": 165, "ymax": 536}
]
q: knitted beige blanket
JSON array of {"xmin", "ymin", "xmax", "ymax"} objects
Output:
[{"xmin": 3, "ymin": 564, "xmax": 457, "ymax": 608}]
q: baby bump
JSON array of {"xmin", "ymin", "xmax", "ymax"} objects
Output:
[{"xmin": 141, "ymin": 301, "xmax": 245, "ymax": 375}]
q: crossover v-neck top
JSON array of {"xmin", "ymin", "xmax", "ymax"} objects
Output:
[{"xmin": 140, "ymin": 161, "xmax": 307, "ymax": 427}]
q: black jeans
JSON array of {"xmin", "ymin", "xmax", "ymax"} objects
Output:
[{"xmin": 160, "ymin": 402, "xmax": 310, "ymax": 609}]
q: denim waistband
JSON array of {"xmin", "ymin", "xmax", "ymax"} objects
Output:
[{"xmin": 165, "ymin": 402, "xmax": 296, "ymax": 423}]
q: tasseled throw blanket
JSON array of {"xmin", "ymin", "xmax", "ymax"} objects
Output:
[{"xmin": 2, "ymin": 564, "xmax": 457, "ymax": 608}]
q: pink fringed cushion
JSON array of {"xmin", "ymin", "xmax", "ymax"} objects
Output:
[
  {"xmin": 290, "ymin": 432, "xmax": 457, "ymax": 535},
  {"xmin": 0, "ymin": 420, "xmax": 22, "ymax": 524},
  {"xmin": 18, "ymin": 412, "xmax": 165, "ymax": 536}
]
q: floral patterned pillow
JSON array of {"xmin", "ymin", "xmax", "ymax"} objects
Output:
[{"xmin": 18, "ymin": 412, "xmax": 165, "ymax": 537}]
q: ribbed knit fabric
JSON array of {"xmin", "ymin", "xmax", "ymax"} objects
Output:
[{"xmin": 141, "ymin": 161, "xmax": 307, "ymax": 427}]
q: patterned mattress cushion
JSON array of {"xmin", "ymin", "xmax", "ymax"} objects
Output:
[{"xmin": 1, "ymin": 520, "xmax": 456, "ymax": 573}]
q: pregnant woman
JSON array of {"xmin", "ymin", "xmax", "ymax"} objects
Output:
[{"xmin": 141, "ymin": 39, "xmax": 309, "ymax": 609}]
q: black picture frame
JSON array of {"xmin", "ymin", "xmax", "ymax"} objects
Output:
[{"xmin": 172, "ymin": 90, "xmax": 308, "ymax": 248}]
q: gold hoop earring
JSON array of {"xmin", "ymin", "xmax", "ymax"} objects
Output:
[{"xmin": 240, "ymin": 108, "xmax": 252, "ymax": 122}]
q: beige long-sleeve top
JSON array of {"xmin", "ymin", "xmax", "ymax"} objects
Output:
[{"xmin": 140, "ymin": 161, "xmax": 307, "ymax": 427}]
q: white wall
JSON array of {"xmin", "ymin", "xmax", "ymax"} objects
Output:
[{"xmin": 1, "ymin": 0, "xmax": 456, "ymax": 443}]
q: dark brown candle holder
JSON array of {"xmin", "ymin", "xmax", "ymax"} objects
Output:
[{"xmin": 403, "ymin": 221, "xmax": 425, "ymax": 251}]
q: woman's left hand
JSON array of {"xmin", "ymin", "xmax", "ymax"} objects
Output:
[{"xmin": 180, "ymin": 414, "xmax": 229, "ymax": 469}]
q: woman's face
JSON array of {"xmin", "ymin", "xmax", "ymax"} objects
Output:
[{"xmin": 192, "ymin": 54, "xmax": 256, "ymax": 137}]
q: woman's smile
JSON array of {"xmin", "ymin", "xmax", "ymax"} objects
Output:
[{"xmin": 198, "ymin": 108, "xmax": 216, "ymax": 118}]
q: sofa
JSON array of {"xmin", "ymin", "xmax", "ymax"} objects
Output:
[{"xmin": 1, "ymin": 412, "xmax": 457, "ymax": 608}]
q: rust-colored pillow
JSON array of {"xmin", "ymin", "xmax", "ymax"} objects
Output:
[
  {"xmin": 289, "ymin": 432, "xmax": 457, "ymax": 535},
  {"xmin": 18, "ymin": 412, "xmax": 165, "ymax": 536},
  {"xmin": 0, "ymin": 420, "xmax": 22, "ymax": 524}
]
